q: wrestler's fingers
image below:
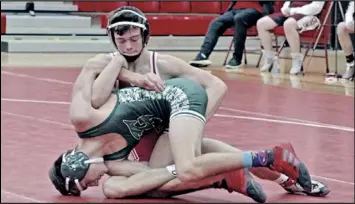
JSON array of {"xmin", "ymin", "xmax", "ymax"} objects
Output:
[
  {"xmin": 154, "ymin": 80, "xmax": 165, "ymax": 92},
  {"xmin": 147, "ymin": 74, "xmax": 165, "ymax": 92},
  {"xmin": 144, "ymin": 80, "xmax": 160, "ymax": 92}
]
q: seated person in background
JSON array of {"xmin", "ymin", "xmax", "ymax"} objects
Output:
[
  {"xmin": 189, "ymin": 1, "xmax": 274, "ymax": 70},
  {"xmin": 256, "ymin": 1, "xmax": 325, "ymax": 74},
  {"xmin": 337, "ymin": 1, "xmax": 354, "ymax": 80},
  {"xmin": 25, "ymin": 1, "xmax": 35, "ymax": 16}
]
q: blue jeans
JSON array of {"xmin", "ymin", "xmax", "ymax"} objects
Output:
[{"xmin": 200, "ymin": 8, "xmax": 262, "ymax": 65}]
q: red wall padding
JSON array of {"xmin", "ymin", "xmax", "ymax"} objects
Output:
[{"xmin": 1, "ymin": 13, "xmax": 6, "ymax": 34}]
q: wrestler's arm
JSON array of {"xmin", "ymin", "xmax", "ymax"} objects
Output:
[
  {"xmin": 103, "ymin": 167, "xmax": 175, "ymax": 198},
  {"xmin": 158, "ymin": 55, "xmax": 228, "ymax": 121},
  {"xmin": 90, "ymin": 54, "xmax": 164, "ymax": 108},
  {"xmin": 69, "ymin": 57, "xmax": 103, "ymax": 129},
  {"xmin": 104, "ymin": 160, "xmax": 224, "ymax": 198},
  {"xmin": 89, "ymin": 54, "xmax": 142, "ymax": 109},
  {"xmin": 106, "ymin": 160, "xmax": 151, "ymax": 177}
]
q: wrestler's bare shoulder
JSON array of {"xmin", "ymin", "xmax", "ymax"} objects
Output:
[
  {"xmin": 155, "ymin": 53, "xmax": 212, "ymax": 78},
  {"xmin": 155, "ymin": 53, "xmax": 184, "ymax": 78},
  {"xmin": 83, "ymin": 53, "xmax": 113, "ymax": 71}
]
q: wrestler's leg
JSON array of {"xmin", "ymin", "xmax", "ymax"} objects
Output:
[
  {"xmin": 69, "ymin": 65, "xmax": 103, "ymax": 129},
  {"xmin": 147, "ymin": 136, "xmax": 327, "ymax": 199},
  {"xmin": 150, "ymin": 135, "xmax": 280, "ymax": 183},
  {"xmin": 168, "ymin": 117, "xmax": 270, "ymax": 182},
  {"xmin": 201, "ymin": 138, "xmax": 280, "ymax": 180},
  {"xmin": 146, "ymin": 133, "xmax": 267, "ymax": 203},
  {"xmin": 149, "ymin": 133, "xmax": 174, "ymax": 168},
  {"xmin": 103, "ymin": 163, "xmax": 226, "ymax": 199},
  {"xmin": 164, "ymin": 116, "xmax": 311, "ymax": 193}
]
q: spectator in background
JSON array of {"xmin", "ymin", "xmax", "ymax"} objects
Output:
[
  {"xmin": 25, "ymin": 1, "xmax": 35, "ymax": 17},
  {"xmin": 257, "ymin": 1, "xmax": 325, "ymax": 75},
  {"xmin": 337, "ymin": 1, "xmax": 354, "ymax": 80},
  {"xmin": 189, "ymin": 1, "xmax": 274, "ymax": 71}
]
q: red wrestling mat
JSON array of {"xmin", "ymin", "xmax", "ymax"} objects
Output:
[{"xmin": 1, "ymin": 68, "xmax": 354, "ymax": 203}]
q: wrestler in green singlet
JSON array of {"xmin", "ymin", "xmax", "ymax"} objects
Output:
[{"xmin": 76, "ymin": 78, "xmax": 208, "ymax": 161}]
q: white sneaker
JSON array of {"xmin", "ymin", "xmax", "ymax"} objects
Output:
[
  {"xmin": 289, "ymin": 75, "xmax": 301, "ymax": 88},
  {"xmin": 29, "ymin": 10, "xmax": 36, "ymax": 17},
  {"xmin": 342, "ymin": 62, "xmax": 354, "ymax": 80},
  {"xmin": 260, "ymin": 50, "xmax": 277, "ymax": 72},
  {"xmin": 281, "ymin": 178, "xmax": 331, "ymax": 197},
  {"xmin": 290, "ymin": 53, "xmax": 304, "ymax": 75}
]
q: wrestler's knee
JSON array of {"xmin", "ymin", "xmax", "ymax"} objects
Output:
[{"xmin": 102, "ymin": 178, "xmax": 127, "ymax": 199}]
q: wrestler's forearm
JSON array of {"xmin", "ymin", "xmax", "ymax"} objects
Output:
[
  {"xmin": 106, "ymin": 160, "xmax": 151, "ymax": 177},
  {"xmin": 91, "ymin": 57, "xmax": 124, "ymax": 109},
  {"xmin": 104, "ymin": 168, "xmax": 175, "ymax": 198},
  {"xmin": 117, "ymin": 68, "xmax": 142, "ymax": 85}
]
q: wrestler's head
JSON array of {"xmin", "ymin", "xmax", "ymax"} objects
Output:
[
  {"xmin": 107, "ymin": 6, "xmax": 150, "ymax": 62},
  {"xmin": 49, "ymin": 149, "xmax": 108, "ymax": 196}
]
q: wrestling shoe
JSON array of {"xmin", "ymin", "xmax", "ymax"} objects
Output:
[
  {"xmin": 270, "ymin": 143, "xmax": 312, "ymax": 193},
  {"xmin": 281, "ymin": 178, "xmax": 331, "ymax": 197},
  {"xmin": 222, "ymin": 169, "xmax": 267, "ymax": 203}
]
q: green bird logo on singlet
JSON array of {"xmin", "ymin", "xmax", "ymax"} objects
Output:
[{"xmin": 123, "ymin": 115, "xmax": 164, "ymax": 140}]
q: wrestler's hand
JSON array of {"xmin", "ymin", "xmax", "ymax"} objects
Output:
[{"xmin": 134, "ymin": 73, "xmax": 165, "ymax": 92}]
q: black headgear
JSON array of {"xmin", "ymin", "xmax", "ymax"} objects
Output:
[
  {"xmin": 107, "ymin": 6, "xmax": 150, "ymax": 62},
  {"xmin": 48, "ymin": 149, "xmax": 104, "ymax": 196}
]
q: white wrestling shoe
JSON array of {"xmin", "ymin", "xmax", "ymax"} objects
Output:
[{"xmin": 280, "ymin": 178, "xmax": 331, "ymax": 197}]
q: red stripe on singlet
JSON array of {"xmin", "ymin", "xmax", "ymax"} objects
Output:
[{"xmin": 152, "ymin": 52, "xmax": 157, "ymax": 74}]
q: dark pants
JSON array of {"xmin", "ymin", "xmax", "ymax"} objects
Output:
[
  {"xmin": 25, "ymin": 1, "xmax": 35, "ymax": 12},
  {"xmin": 200, "ymin": 8, "xmax": 262, "ymax": 64}
]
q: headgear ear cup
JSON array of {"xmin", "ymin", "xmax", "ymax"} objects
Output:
[{"xmin": 49, "ymin": 149, "xmax": 81, "ymax": 196}]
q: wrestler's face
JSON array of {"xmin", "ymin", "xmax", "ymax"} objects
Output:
[
  {"xmin": 114, "ymin": 27, "xmax": 143, "ymax": 56},
  {"xmin": 79, "ymin": 163, "xmax": 108, "ymax": 190}
]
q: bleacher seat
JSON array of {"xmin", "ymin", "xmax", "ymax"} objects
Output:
[
  {"xmin": 74, "ymin": 1, "xmax": 127, "ymax": 12},
  {"xmin": 100, "ymin": 14, "xmax": 108, "ymax": 28},
  {"xmin": 1, "ymin": 13, "xmax": 6, "ymax": 34},
  {"xmin": 129, "ymin": 1, "xmax": 159, "ymax": 13},
  {"xmin": 191, "ymin": 2, "xmax": 221, "ymax": 14},
  {"xmin": 73, "ymin": 2, "xmax": 97, "ymax": 12},
  {"xmin": 98, "ymin": 2, "xmax": 128, "ymax": 12},
  {"xmin": 147, "ymin": 15, "xmax": 172, "ymax": 35},
  {"xmin": 1, "ymin": 1, "xmax": 77, "ymax": 12},
  {"xmin": 221, "ymin": 2, "xmax": 263, "ymax": 12},
  {"xmin": 101, "ymin": 14, "xmax": 215, "ymax": 36},
  {"xmin": 159, "ymin": 2, "xmax": 191, "ymax": 13},
  {"xmin": 170, "ymin": 16, "xmax": 215, "ymax": 36}
]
